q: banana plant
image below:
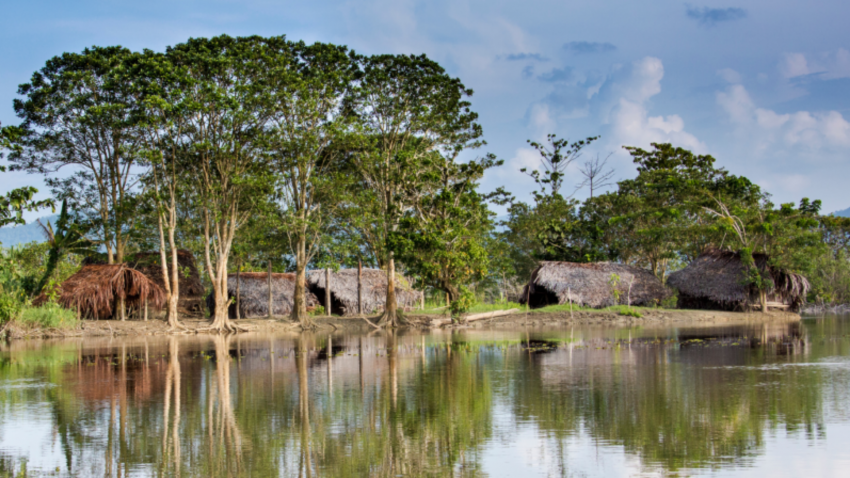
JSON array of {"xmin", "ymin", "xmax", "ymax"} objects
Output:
[{"xmin": 35, "ymin": 200, "xmax": 97, "ymax": 295}]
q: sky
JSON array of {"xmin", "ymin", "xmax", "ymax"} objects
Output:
[{"xmin": 1, "ymin": 0, "xmax": 849, "ymax": 217}]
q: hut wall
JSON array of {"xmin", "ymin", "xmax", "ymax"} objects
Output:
[
  {"xmin": 520, "ymin": 261, "xmax": 671, "ymax": 309},
  {"xmin": 206, "ymin": 273, "xmax": 318, "ymax": 319},
  {"xmin": 667, "ymin": 249, "xmax": 810, "ymax": 312},
  {"xmin": 306, "ymin": 268, "xmax": 423, "ymax": 316}
]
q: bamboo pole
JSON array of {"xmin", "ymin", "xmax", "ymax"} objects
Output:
[
  {"xmin": 325, "ymin": 268, "xmax": 332, "ymax": 316},
  {"xmin": 268, "ymin": 261, "xmax": 273, "ymax": 319},
  {"xmin": 357, "ymin": 260, "xmax": 363, "ymax": 316}
]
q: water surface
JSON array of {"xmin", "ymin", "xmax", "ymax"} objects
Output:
[{"xmin": 1, "ymin": 315, "xmax": 849, "ymax": 477}]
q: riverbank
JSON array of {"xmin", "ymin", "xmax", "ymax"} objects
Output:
[{"xmin": 3, "ymin": 307, "xmax": 802, "ymax": 339}]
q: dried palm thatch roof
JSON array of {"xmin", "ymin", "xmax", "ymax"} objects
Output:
[
  {"xmin": 84, "ymin": 250, "xmax": 204, "ymax": 298},
  {"xmin": 667, "ymin": 249, "xmax": 810, "ymax": 311},
  {"xmin": 206, "ymin": 272, "xmax": 319, "ymax": 319},
  {"xmin": 33, "ymin": 264, "xmax": 165, "ymax": 319},
  {"xmin": 307, "ymin": 268, "xmax": 423, "ymax": 316},
  {"xmin": 519, "ymin": 261, "xmax": 671, "ymax": 309}
]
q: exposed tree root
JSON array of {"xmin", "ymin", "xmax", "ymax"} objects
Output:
[{"xmin": 375, "ymin": 309, "xmax": 411, "ymax": 328}]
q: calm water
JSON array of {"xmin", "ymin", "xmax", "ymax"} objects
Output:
[{"xmin": 2, "ymin": 316, "xmax": 850, "ymax": 477}]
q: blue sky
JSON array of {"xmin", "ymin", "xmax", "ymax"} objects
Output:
[{"xmin": 1, "ymin": 0, "xmax": 849, "ymax": 215}]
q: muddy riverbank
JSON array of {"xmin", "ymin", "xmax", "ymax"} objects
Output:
[{"xmin": 4, "ymin": 308, "xmax": 802, "ymax": 339}]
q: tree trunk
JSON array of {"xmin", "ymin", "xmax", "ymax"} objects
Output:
[
  {"xmin": 761, "ymin": 289, "xmax": 768, "ymax": 313},
  {"xmin": 291, "ymin": 236, "xmax": 313, "ymax": 327},
  {"xmin": 236, "ymin": 263, "xmax": 241, "ymax": 321},
  {"xmin": 325, "ymin": 268, "xmax": 331, "ymax": 316},
  {"xmin": 378, "ymin": 256, "xmax": 399, "ymax": 327},
  {"xmin": 166, "ymin": 245, "xmax": 180, "ymax": 329},
  {"xmin": 268, "ymin": 261, "xmax": 273, "ymax": 320},
  {"xmin": 357, "ymin": 260, "xmax": 363, "ymax": 316}
]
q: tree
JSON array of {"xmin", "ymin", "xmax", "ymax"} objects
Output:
[
  {"xmin": 348, "ymin": 54, "xmax": 484, "ymax": 327},
  {"xmin": 0, "ymin": 124, "xmax": 53, "ymax": 228},
  {"xmin": 132, "ymin": 49, "xmax": 195, "ymax": 330},
  {"xmin": 266, "ymin": 41, "xmax": 358, "ymax": 327},
  {"xmin": 577, "ymin": 153, "xmax": 615, "ymax": 199},
  {"xmin": 164, "ymin": 35, "xmax": 279, "ymax": 332},
  {"xmin": 610, "ymin": 143, "xmax": 762, "ymax": 279},
  {"xmin": 391, "ymin": 153, "xmax": 505, "ymax": 318},
  {"xmin": 12, "ymin": 46, "xmax": 141, "ymax": 265},
  {"xmin": 522, "ymin": 134, "xmax": 598, "ymax": 198}
]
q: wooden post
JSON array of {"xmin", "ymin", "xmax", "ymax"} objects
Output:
[
  {"xmin": 268, "ymin": 261, "xmax": 273, "ymax": 320},
  {"xmin": 325, "ymin": 268, "xmax": 332, "ymax": 316},
  {"xmin": 236, "ymin": 262, "xmax": 241, "ymax": 320},
  {"xmin": 357, "ymin": 260, "xmax": 363, "ymax": 316}
]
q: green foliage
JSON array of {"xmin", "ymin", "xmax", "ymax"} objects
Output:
[
  {"xmin": 449, "ymin": 286, "xmax": 476, "ymax": 318},
  {"xmin": 618, "ymin": 307, "xmax": 643, "ymax": 318},
  {"xmin": 608, "ymin": 273, "xmax": 622, "ymax": 304},
  {"xmin": 17, "ymin": 304, "xmax": 78, "ymax": 329}
]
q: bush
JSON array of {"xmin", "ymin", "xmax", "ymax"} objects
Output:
[
  {"xmin": 17, "ymin": 304, "xmax": 78, "ymax": 329},
  {"xmin": 617, "ymin": 307, "xmax": 643, "ymax": 318}
]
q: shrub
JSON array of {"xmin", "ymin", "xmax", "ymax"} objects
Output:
[
  {"xmin": 618, "ymin": 307, "xmax": 643, "ymax": 318},
  {"xmin": 17, "ymin": 304, "xmax": 78, "ymax": 329}
]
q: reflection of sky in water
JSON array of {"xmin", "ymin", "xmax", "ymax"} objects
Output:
[{"xmin": 0, "ymin": 315, "xmax": 848, "ymax": 476}]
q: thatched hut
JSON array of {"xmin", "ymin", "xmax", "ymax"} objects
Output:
[
  {"xmin": 34, "ymin": 264, "xmax": 165, "ymax": 319},
  {"xmin": 84, "ymin": 250, "xmax": 205, "ymax": 314},
  {"xmin": 206, "ymin": 273, "xmax": 319, "ymax": 319},
  {"xmin": 519, "ymin": 261, "xmax": 671, "ymax": 309},
  {"xmin": 307, "ymin": 268, "xmax": 423, "ymax": 316},
  {"xmin": 667, "ymin": 249, "xmax": 810, "ymax": 312}
]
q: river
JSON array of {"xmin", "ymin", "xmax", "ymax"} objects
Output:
[{"xmin": 1, "ymin": 315, "xmax": 849, "ymax": 477}]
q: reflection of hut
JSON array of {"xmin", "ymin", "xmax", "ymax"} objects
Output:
[
  {"xmin": 34, "ymin": 264, "xmax": 165, "ymax": 319},
  {"xmin": 307, "ymin": 269, "xmax": 423, "ymax": 316},
  {"xmin": 206, "ymin": 273, "xmax": 319, "ymax": 319},
  {"xmin": 667, "ymin": 249, "xmax": 810, "ymax": 312},
  {"xmin": 519, "ymin": 261, "xmax": 671, "ymax": 309},
  {"xmin": 84, "ymin": 251, "xmax": 205, "ymax": 314}
]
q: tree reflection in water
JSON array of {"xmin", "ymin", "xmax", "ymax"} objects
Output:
[{"xmin": 0, "ymin": 318, "xmax": 848, "ymax": 477}]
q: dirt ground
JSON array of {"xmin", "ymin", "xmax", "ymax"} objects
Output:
[{"xmin": 6, "ymin": 307, "xmax": 802, "ymax": 340}]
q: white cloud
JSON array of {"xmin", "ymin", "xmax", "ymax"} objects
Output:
[
  {"xmin": 595, "ymin": 57, "xmax": 705, "ymax": 153},
  {"xmin": 781, "ymin": 53, "xmax": 810, "ymax": 78},
  {"xmin": 717, "ymin": 83, "xmax": 850, "ymax": 151},
  {"xmin": 781, "ymin": 48, "xmax": 850, "ymax": 80},
  {"xmin": 717, "ymin": 68, "xmax": 742, "ymax": 84}
]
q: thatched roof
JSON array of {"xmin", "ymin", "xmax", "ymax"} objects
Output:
[
  {"xmin": 667, "ymin": 249, "xmax": 810, "ymax": 311},
  {"xmin": 307, "ymin": 268, "xmax": 423, "ymax": 316},
  {"xmin": 34, "ymin": 264, "xmax": 166, "ymax": 319},
  {"xmin": 84, "ymin": 250, "xmax": 204, "ymax": 298},
  {"xmin": 206, "ymin": 272, "xmax": 319, "ymax": 319},
  {"xmin": 520, "ymin": 261, "xmax": 672, "ymax": 309}
]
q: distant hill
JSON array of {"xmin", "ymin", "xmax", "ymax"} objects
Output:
[
  {"xmin": 835, "ymin": 207, "xmax": 850, "ymax": 218},
  {"xmin": 0, "ymin": 214, "xmax": 57, "ymax": 248}
]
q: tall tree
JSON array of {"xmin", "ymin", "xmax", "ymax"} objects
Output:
[
  {"xmin": 610, "ymin": 143, "xmax": 762, "ymax": 279},
  {"xmin": 11, "ymin": 46, "xmax": 141, "ymax": 265},
  {"xmin": 349, "ymin": 54, "xmax": 484, "ymax": 327},
  {"xmin": 132, "ymin": 50, "xmax": 195, "ymax": 330},
  {"xmin": 266, "ymin": 41, "xmax": 359, "ymax": 327},
  {"xmin": 391, "ymin": 153, "xmax": 505, "ymax": 318},
  {"xmin": 164, "ymin": 35, "xmax": 279, "ymax": 332}
]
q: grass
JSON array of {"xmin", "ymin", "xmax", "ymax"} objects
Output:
[
  {"xmin": 417, "ymin": 301, "xmax": 524, "ymax": 315},
  {"xmin": 15, "ymin": 304, "xmax": 78, "ymax": 329}
]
